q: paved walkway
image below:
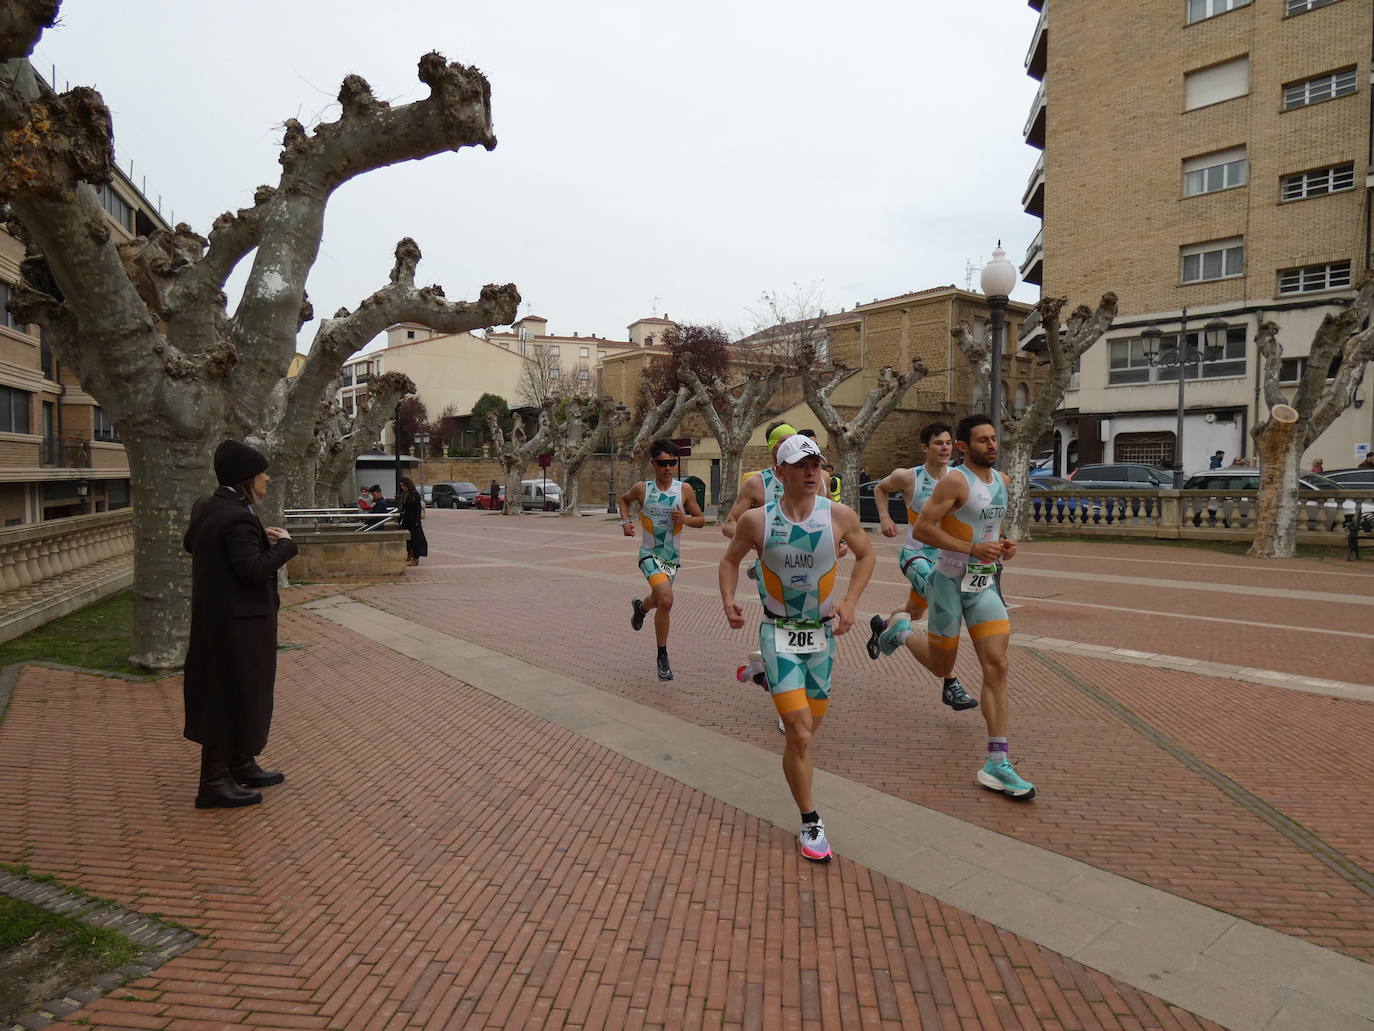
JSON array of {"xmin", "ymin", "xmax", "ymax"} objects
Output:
[{"xmin": 1, "ymin": 511, "xmax": 1372, "ymax": 1029}]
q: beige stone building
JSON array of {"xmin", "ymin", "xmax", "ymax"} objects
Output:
[
  {"xmin": 1023, "ymin": 0, "xmax": 1373, "ymax": 474},
  {"xmin": 0, "ymin": 167, "xmax": 163, "ymax": 525}
]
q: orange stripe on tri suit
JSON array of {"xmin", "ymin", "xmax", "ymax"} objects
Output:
[
  {"xmin": 940, "ymin": 513, "xmax": 973, "ymax": 544},
  {"xmin": 772, "ymin": 688, "xmax": 810, "ymax": 715},
  {"xmin": 807, "ymin": 697, "xmax": 830, "ymax": 720},
  {"xmin": 816, "ymin": 565, "xmax": 835, "ymax": 605},
  {"xmin": 908, "ymin": 590, "xmax": 928, "ymax": 615},
  {"xmin": 761, "ymin": 561, "xmax": 786, "ymax": 608},
  {"xmin": 969, "ymin": 619, "xmax": 1011, "ymax": 640},
  {"xmin": 927, "ymin": 634, "xmax": 960, "ymax": 651},
  {"xmin": 647, "ymin": 572, "xmax": 669, "ymax": 587}
]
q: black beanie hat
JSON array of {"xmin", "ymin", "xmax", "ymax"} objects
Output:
[{"xmin": 214, "ymin": 439, "xmax": 269, "ymax": 485}]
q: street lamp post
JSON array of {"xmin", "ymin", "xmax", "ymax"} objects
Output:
[
  {"xmin": 393, "ymin": 401, "xmax": 402, "ymax": 498},
  {"xmin": 1141, "ymin": 310, "xmax": 1229, "ymax": 488},
  {"xmin": 980, "ymin": 243, "xmax": 1018, "ymax": 425}
]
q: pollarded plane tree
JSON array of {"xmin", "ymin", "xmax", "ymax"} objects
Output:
[
  {"xmin": 794, "ymin": 345, "xmax": 926, "ymax": 511},
  {"xmin": 624, "ymin": 383, "xmax": 698, "ymax": 463},
  {"xmin": 0, "ymin": 3, "xmax": 517, "ymax": 667},
  {"xmin": 315, "ymin": 371, "xmax": 417, "ymax": 508},
  {"xmin": 554, "ymin": 396, "xmax": 626, "ymax": 517},
  {"xmin": 1250, "ymin": 271, "xmax": 1374, "ymax": 558},
  {"xmin": 953, "ymin": 292, "xmax": 1116, "ymax": 540},
  {"xmin": 488, "ymin": 404, "xmax": 554, "ymax": 516}
]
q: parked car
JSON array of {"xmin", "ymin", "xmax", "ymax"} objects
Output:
[
  {"xmin": 1067, "ymin": 463, "xmax": 1173, "ymax": 488},
  {"xmin": 857, "ymin": 480, "xmax": 907, "ymax": 525},
  {"xmin": 519, "ymin": 479, "xmax": 561, "ymax": 512},
  {"xmin": 474, "ymin": 486, "xmax": 506, "ymax": 510},
  {"xmin": 1028, "ymin": 476, "xmax": 1096, "ymax": 520},
  {"xmin": 1325, "ymin": 467, "xmax": 1374, "ymax": 488},
  {"xmin": 431, "ymin": 481, "xmax": 480, "ymax": 509},
  {"xmin": 420, "ymin": 485, "xmax": 434, "ymax": 508},
  {"xmin": 1183, "ymin": 468, "xmax": 1369, "ymax": 530}
]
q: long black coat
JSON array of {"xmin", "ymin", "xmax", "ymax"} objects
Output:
[
  {"xmin": 182, "ymin": 488, "xmax": 299, "ymax": 754},
  {"xmin": 398, "ymin": 493, "xmax": 428, "ymax": 558}
]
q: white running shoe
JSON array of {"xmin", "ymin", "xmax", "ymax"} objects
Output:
[
  {"xmin": 776, "ymin": 717, "xmax": 785, "ymax": 734},
  {"xmin": 799, "ymin": 819, "xmax": 832, "ymax": 862}
]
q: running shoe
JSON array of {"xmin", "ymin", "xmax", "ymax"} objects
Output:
[
  {"xmin": 736, "ymin": 652, "xmax": 767, "ymax": 691},
  {"xmin": 776, "ymin": 717, "xmax": 785, "ymax": 734},
  {"xmin": 657, "ymin": 652, "xmax": 673, "ymax": 681},
  {"xmin": 941, "ymin": 678, "xmax": 978, "ymax": 711},
  {"xmin": 799, "ymin": 819, "xmax": 832, "ymax": 862},
  {"xmin": 977, "ymin": 758, "xmax": 1036, "ymax": 799},
  {"xmin": 878, "ymin": 615, "xmax": 911, "ymax": 657},
  {"xmin": 631, "ymin": 598, "xmax": 646, "ymax": 632},
  {"xmin": 865, "ymin": 614, "xmax": 886, "ymax": 660}
]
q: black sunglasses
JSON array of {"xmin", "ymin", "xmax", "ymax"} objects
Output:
[{"xmin": 654, "ymin": 458, "xmax": 679, "ymax": 467}]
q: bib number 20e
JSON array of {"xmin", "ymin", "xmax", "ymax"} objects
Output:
[
  {"xmin": 961, "ymin": 561, "xmax": 997, "ymax": 594},
  {"xmin": 774, "ymin": 619, "xmax": 826, "ymax": 654}
]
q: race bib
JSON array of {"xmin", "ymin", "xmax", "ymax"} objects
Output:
[
  {"xmin": 961, "ymin": 562, "xmax": 996, "ymax": 594},
  {"xmin": 774, "ymin": 618, "xmax": 826, "ymax": 654}
]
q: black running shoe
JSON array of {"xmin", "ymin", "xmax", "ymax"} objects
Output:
[
  {"xmin": 865, "ymin": 614, "xmax": 886, "ymax": 660},
  {"xmin": 657, "ymin": 652, "xmax": 673, "ymax": 681},
  {"xmin": 942, "ymin": 678, "xmax": 978, "ymax": 711},
  {"xmin": 631, "ymin": 598, "xmax": 646, "ymax": 632}
]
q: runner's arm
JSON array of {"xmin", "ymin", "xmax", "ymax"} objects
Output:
[
  {"xmin": 914, "ymin": 476, "xmax": 1000, "ymax": 562},
  {"xmin": 719, "ymin": 508, "xmax": 762, "ymax": 629},
  {"xmin": 676, "ymin": 483, "xmax": 706, "ymax": 528},
  {"xmin": 999, "ymin": 471, "xmax": 1017, "ymax": 560},
  {"xmin": 874, "ymin": 468, "xmax": 914, "ymax": 538},
  {"xmin": 722, "ymin": 473, "xmax": 763, "ymax": 539},
  {"xmin": 617, "ymin": 482, "xmax": 645, "ymax": 537},
  {"xmin": 829, "ymin": 503, "xmax": 874, "ymax": 636}
]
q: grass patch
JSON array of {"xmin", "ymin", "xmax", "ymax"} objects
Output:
[
  {"xmin": 0, "ymin": 591, "xmax": 150, "ymax": 679},
  {"xmin": 0, "ymin": 897, "xmax": 139, "ymax": 966}
]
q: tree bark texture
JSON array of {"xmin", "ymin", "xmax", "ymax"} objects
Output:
[
  {"xmin": 489, "ymin": 405, "xmax": 553, "ymax": 515},
  {"xmin": 960, "ymin": 294, "xmax": 1117, "ymax": 540},
  {"xmin": 1249, "ymin": 273, "xmax": 1374, "ymax": 557},
  {"xmin": 679, "ymin": 363, "xmax": 785, "ymax": 524},
  {"xmin": 795, "ymin": 349, "xmax": 927, "ymax": 511},
  {"xmin": 314, "ymin": 372, "xmax": 417, "ymax": 508},
  {"xmin": 624, "ymin": 384, "xmax": 698, "ymax": 462},
  {"xmin": 557, "ymin": 398, "xmax": 624, "ymax": 517},
  {"xmin": 0, "ymin": 20, "xmax": 515, "ymax": 666}
]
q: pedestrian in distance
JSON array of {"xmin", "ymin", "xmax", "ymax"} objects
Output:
[
  {"xmin": 1209, "ymin": 450, "xmax": 1224, "ymax": 470},
  {"xmin": 621, "ymin": 438, "xmax": 706, "ymax": 681},
  {"xmin": 1360, "ymin": 453, "xmax": 1374, "ymax": 469},
  {"xmin": 357, "ymin": 486, "xmax": 374, "ymax": 512},
  {"xmin": 366, "ymin": 485, "xmax": 390, "ymax": 527},
  {"xmin": 720, "ymin": 434, "xmax": 875, "ymax": 862},
  {"xmin": 397, "ymin": 477, "xmax": 428, "ymax": 566},
  {"xmin": 1311, "ymin": 458, "xmax": 1325, "ymax": 474},
  {"xmin": 182, "ymin": 439, "xmax": 298, "ymax": 809}
]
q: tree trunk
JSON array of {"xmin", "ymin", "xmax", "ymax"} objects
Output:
[
  {"xmin": 834, "ymin": 446, "xmax": 862, "ymax": 513},
  {"xmin": 501, "ymin": 460, "xmax": 524, "ymax": 516},
  {"xmin": 1000, "ymin": 434, "xmax": 1036, "ymax": 541},
  {"xmin": 716, "ymin": 448, "xmax": 744, "ymax": 521},
  {"xmin": 126, "ymin": 434, "xmax": 215, "ymax": 669},
  {"xmin": 1249, "ymin": 404, "xmax": 1301, "ymax": 559}
]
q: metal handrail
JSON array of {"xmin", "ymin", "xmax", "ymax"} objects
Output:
[{"xmin": 284, "ymin": 508, "xmax": 401, "ymax": 534}]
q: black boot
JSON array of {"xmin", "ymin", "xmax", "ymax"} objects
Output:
[
  {"xmin": 196, "ymin": 746, "xmax": 262, "ymax": 809},
  {"xmin": 229, "ymin": 754, "xmax": 285, "ymax": 788}
]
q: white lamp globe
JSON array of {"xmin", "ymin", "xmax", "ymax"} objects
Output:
[{"xmin": 980, "ymin": 244, "xmax": 1017, "ymax": 298}]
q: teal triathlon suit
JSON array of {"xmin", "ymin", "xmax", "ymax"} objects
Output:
[
  {"xmin": 750, "ymin": 467, "xmax": 786, "ymax": 603},
  {"xmin": 637, "ymin": 479, "xmax": 683, "ymax": 586},
  {"xmin": 926, "ymin": 466, "xmax": 1011, "ymax": 647},
  {"xmin": 897, "ymin": 465, "xmax": 943, "ymax": 612},
  {"xmin": 756, "ymin": 496, "xmax": 839, "ymax": 705}
]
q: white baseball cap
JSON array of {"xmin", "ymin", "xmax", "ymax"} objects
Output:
[{"xmin": 776, "ymin": 434, "xmax": 822, "ymax": 465}]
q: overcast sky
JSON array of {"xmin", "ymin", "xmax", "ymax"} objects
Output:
[{"xmin": 38, "ymin": 0, "xmax": 1042, "ymax": 351}]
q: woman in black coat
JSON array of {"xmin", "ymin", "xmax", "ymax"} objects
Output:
[
  {"xmin": 183, "ymin": 440, "xmax": 299, "ymax": 809},
  {"xmin": 397, "ymin": 476, "xmax": 428, "ymax": 566}
]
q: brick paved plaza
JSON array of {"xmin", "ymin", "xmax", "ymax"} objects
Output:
[{"xmin": 2, "ymin": 510, "xmax": 1373, "ymax": 1030}]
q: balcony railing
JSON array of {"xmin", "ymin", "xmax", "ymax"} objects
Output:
[
  {"xmin": 1023, "ymin": 81, "xmax": 1046, "ymax": 147},
  {"xmin": 1021, "ymin": 152, "xmax": 1045, "ymax": 216},
  {"xmin": 1025, "ymin": 6, "xmax": 1047, "ymax": 80},
  {"xmin": 39, "ymin": 436, "xmax": 92, "ymax": 468}
]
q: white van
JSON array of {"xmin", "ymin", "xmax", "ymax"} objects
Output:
[{"xmin": 519, "ymin": 479, "xmax": 562, "ymax": 511}]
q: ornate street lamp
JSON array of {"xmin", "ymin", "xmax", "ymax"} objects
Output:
[
  {"xmin": 980, "ymin": 243, "xmax": 1018, "ymax": 426},
  {"xmin": 1140, "ymin": 311, "xmax": 1229, "ymax": 487}
]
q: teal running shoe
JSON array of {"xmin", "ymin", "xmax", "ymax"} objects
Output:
[
  {"xmin": 878, "ymin": 614, "xmax": 911, "ymax": 656},
  {"xmin": 977, "ymin": 758, "xmax": 1036, "ymax": 799}
]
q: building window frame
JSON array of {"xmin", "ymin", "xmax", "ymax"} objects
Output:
[
  {"xmin": 1187, "ymin": 0, "xmax": 1250, "ymax": 24},
  {"xmin": 1180, "ymin": 239, "xmax": 1244, "ymax": 284},
  {"xmin": 1182, "ymin": 147, "xmax": 1247, "ymax": 197},
  {"xmin": 1108, "ymin": 326, "xmax": 1248, "ymax": 386},
  {"xmin": 1279, "ymin": 163, "xmax": 1355, "ymax": 202},
  {"xmin": 93, "ymin": 406, "xmax": 121, "ymax": 443},
  {"xmin": 1284, "ymin": 0, "xmax": 1342, "ymax": 15},
  {"xmin": 1280, "ymin": 354, "xmax": 1340, "ymax": 384},
  {"xmin": 94, "ymin": 183, "xmax": 133, "ymax": 231},
  {"xmin": 1277, "ymin": 260, "xmax": 1352, "ymax": 295},
  {"xmin": 0, "ymin": 384, "xmax": 31, "ymax": 434},
  {"xmin": 1282, "ymin": 67, "xmax": 1357, "ymax": 111}
]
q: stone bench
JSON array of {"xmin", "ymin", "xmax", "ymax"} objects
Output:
[{"xmin": 284, "ymin": 529, "xmax": 411, "ymax": 580}]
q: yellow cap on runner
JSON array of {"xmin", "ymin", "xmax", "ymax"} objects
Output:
[{"xmin": 767, "ymin": 424, "xmax": 798, "ymax": 451}]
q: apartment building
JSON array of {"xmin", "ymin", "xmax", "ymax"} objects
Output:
[
  {"xmin": 1021, "ymin": 0, "xmax": 1373, "ymax": 474},
  {"xmin": 486, "ymin": 314, "xmax": 671, "ymax": 392},
  {"xmin": 0, "ymin": 167, "xmax": 165, "ymax": 525}
]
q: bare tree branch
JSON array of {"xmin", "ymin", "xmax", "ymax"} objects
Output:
[
  {"xmin": 626, "ymin": 383, "xmax": 697, "ymax": 460},
  {"xmin": 1255, "ymin": 320, "xmax": 1285, "ymax": 412},
  {"xmin": 0, "ymin": 0, "xmax": 58, "ymax": 60}
]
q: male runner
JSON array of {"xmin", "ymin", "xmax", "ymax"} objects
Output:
[
  {"xmin": 914, "ymin": 415, "xmax": 1033, "ymax": 799},
  {"xmin": 865, "ymin": 422, "xmax": 978, "ymax": 711},
  {"xmin": 620, "ymin": 439, "xmax": 705, "ymax": 681},
  {"xmin": 720, "ymin": 434, "xmax": 875, "ymax": 861}
]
